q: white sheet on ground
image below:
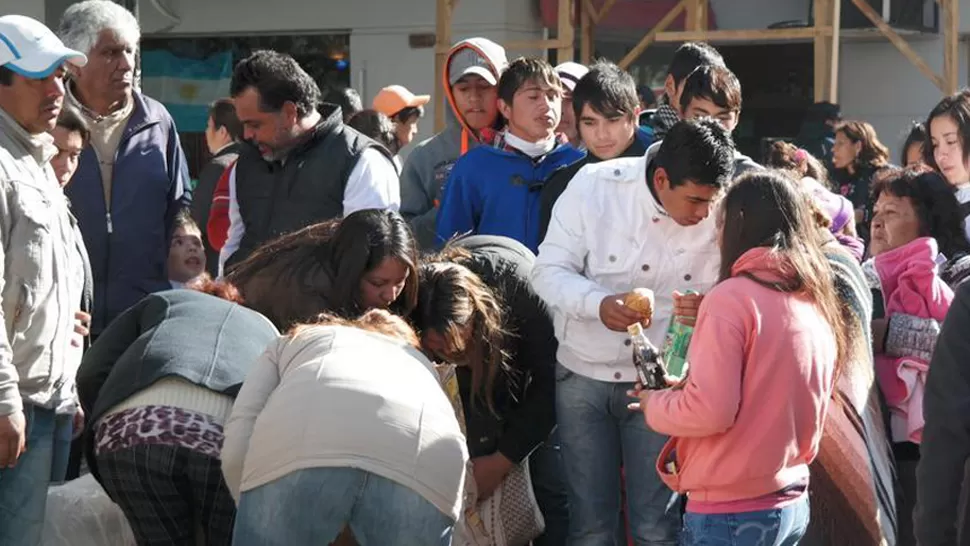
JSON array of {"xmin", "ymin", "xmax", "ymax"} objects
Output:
[{"xmin": 42, "ymin": 474, "xmax": 136, "ymax": 546}]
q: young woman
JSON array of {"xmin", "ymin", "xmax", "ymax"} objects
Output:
[
  {"xmin": 228, "ymin": 209, "xmax": 419, "ymax": 329},
  {"xmin": 222, "ymin": 310, "xmax": 466, "ymax": 546},
  {"xmin": 412, "ymin": 234, "xmax": 564, "ymax": 545},
  {"xmin": 901, "ymin": 122, "xmax": 927, "ymax": 167},
  {"xmin": 632, "ymin": 171, "xmax": 846, "ymax": 545},
  {"xmin": 925, "ymin": 91, "xmax": 970, "ymax": 240},
  {"xmin": 75, "ymin": 281, "xmax": 280, "ymax": 546},
  {"xmin": 831, "ymin": 120, "xmax": 892, "ymax": 243}
]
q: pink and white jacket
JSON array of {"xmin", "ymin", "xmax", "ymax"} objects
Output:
[{"xmin": 873, "ymin": 237, "xmax": 953, "ymax": 444}]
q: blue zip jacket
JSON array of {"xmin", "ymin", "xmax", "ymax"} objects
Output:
[
  {"xmin": 66, "ymin": 91, "xmax": 190, "ymax": 335},
  {"xmin": 436, "ymin": 143, "xmax": 583, "ymax": 253}
]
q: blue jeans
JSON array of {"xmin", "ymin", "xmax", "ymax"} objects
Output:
[
  {"xmin": 0, "ymin": 404, "xmax": 70, "ymax": 545},
  {"xmin": 680, "ymin": 496, "xmax": 810, "ymax": 546},
  {"xmin": 556, "ymin": 364, "xmax": 681, "ymax": 546},
  {"xmin": 531, "ymin": 428, "xmax": 570, "ymax": 546},
  {"xmin": 50, "ymin": 413, "xmax": 73, "ymax": 483},
  {"xmin": 233, "ymin": 467, "xmax": 454, "ymax": 546}
]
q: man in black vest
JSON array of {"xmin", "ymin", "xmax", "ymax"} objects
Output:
[{"xmin": 221, "ymin": 50, "xmax": 399, "ymax": 272}]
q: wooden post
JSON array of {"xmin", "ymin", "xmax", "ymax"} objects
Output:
[
  {"xmin": 618, "ymin": 0, "xmax": 689, "ymax": 69},
  {"xmin": 813, "ymin": 0, "xmax": 841, "ymax": 102},
  {"xmin": 943, "ymin": 0, "xmax": 960, "ymax": 95},
  {"xmin": 434, "ymin": 0, "xmax": 455, "ymax": 132},
  {"xmin": 558, "ymin": 0, "xmax": 575, "ymax": 63},
  {"xmin": 580, "ymin": 0, "xmax": 594, "ymax": 64},
  {"xmin": 686, "ymin": 0, "xmax": 707, "ymax": 32}
]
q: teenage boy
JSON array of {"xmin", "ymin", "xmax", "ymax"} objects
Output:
[
  {"xmin": 650, "ymin": 42, "xmax": 724, "ymax": 140},
  {"xmin": 531, "ymin": 119, "xmax": 736, "ymax": 545},
  {"xmin": 678, "ymin": 64, "xmax": 760, "ymax": 174},
  {"xmin": 539, "ymin": 61, "xmax": 653, "ymax": 241},
  {"xmin": 435, "ymin": 57, "xmax": 584, "ymax": 253},
  {"xmin": 400, "ymin": 38, "xmax": 508, "ymax": 248}
]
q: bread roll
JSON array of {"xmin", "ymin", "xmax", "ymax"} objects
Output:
[{"xmin": 624, "ymin": 288, "xmax": 655, "ymax": 321}]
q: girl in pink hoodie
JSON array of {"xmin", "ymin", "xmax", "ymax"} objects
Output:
[{"xmin": 631, "ymin": 171, "xmax": 848, "ymax": 545}]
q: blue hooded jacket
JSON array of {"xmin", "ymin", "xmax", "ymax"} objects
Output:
[
  {"xmin": 436, "ymin": 143, "xmax": 583, "ymax": 253},
  {"xmin": 66, "ymin": 90, "xmax": 190, "ymax": 335}
]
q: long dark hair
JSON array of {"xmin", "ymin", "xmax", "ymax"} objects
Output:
[
  {"xmin": 718, "ymin": 171, "xmax": 850, "ymax": 380},
  {"xmin": 228, "ymin": 209, "xmax": 419, "ymax": 329},
  {"xmin": 835, "ymin": 120, "xmax": 890, "ymax": 172},
  {"xmin": 412, "ymin": 261, "xmax": 510, "ymax": 413}
]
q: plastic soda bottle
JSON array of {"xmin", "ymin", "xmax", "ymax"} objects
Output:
[{"xmin": 662, "ymin": 289, "xmax": 698, "ymax": 379}]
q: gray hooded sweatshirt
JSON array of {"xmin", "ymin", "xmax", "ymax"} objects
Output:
[{"xmin": 399, "ymin": 38, "xmax": 508, "ymax": 248}]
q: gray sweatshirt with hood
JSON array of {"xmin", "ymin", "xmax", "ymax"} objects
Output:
[{"xmin": 400, "ymin": 38, "xmax": 508, "ymax": 248}]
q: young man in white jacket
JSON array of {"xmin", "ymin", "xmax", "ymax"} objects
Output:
[{"xmin": 531, "ymin": 118, "xmax": 736, "ymax": 545}]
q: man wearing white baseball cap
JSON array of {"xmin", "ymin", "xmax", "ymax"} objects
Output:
[
  {"xmin": 0, "ymin": 14, "xmax": 92, "ymax": 545},
  {"xmin": 555, "ymin": 62, "xmax": 589, "ymax": 147}
]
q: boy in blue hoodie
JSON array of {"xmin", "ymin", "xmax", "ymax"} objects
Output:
[{"xmin": 436, "ymin": 57, "xmax": 584, "ymax": 253}]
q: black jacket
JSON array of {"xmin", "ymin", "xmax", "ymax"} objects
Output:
[
  {"xmin": 915, "ymin": 281, "xmax": 970, "ymax": 546},
  {"xmin": 537, "ymin": 133, "xmax": 650, "ymax": 243},
  {"xmin": 227, "ymin": 104, "xmax": 391, "ymax": 270},
  {"xmin": 192, "ymin": 143, "xmax": 241, "ymax": 277},
  {"xmin": 450, "ymin": 235, "xmax": 557, "ymax": 463},
  {"xmin": 76, "ymin": 290, "xmax": 279, "ymax": 479}
]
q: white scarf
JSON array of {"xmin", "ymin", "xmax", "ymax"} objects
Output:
[{"xmin": 503, "ymin": 131, "xmax": 556, "ymax": 158}]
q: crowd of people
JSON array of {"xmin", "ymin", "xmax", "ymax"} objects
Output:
[{"xmin": 5, "ymin": 1, "xmax": 970, "ymax": 545}]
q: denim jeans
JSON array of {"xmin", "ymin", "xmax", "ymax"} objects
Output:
[
  {"xmin": 680, "ymin": 496, "xmax": 810, "ymax": 546},
  {"xmin": 0, "ymin": 404, "xmax": 69, "ymax": 546},
  {"xmin": 556, "ymin": 364, "xmax": 681, "ymax": 545},
  {"xmin": 233, "ymin": 467, "xmax": 454, "ymax": 546},
  {"xmin": 50, "ymin": 413, "xmax": 73, "ymax": 483},
  {"xmin": 531, "ymin": 428, "xmax": 570, "ymax": 546}
]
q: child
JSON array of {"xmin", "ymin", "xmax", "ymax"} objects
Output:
[
  {"xmin": 168, "ymin": 211, "xmax": 208, "ymax": 287},
  {"xmin": 51, "ymin": 107, "xmax": 89, "ymax": 188}
]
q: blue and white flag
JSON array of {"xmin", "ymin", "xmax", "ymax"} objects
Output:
[{"xmin": 140, "ymin": 50, "xmax": 233, "ymax": 132}]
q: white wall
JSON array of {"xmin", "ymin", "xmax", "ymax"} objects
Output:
[
  {"xmin": 1, "ymin": 0, "xmax": 46, "ymax": 21},
  {"xmin": 128, "ymin": 0, "xmax": 543, "ymax": 149}
]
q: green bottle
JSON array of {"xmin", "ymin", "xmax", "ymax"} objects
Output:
[{"xmin": 662, "ymin": 290, "xmax": 698, "ymax": 379}]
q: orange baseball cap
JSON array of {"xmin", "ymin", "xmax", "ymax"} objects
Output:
[{"xmin": 373, "ymin": 85, "xmax": 431, "ymax": 118}]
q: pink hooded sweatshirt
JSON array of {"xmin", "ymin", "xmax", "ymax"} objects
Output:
[
  {"xmin": 873, "ymin": 237, "xmax": 953, "ymax": 444},
  {"xmin": 646, "ymin": 247, "xmax": 838, "ymax": 507}
]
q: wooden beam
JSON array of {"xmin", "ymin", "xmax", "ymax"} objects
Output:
[
  {"xmin": 943, "ymin": 0, "xmax": 960, "ymax": 95},
  {"xmin": 654, "ymin": 27, "xmax": 829, "ymax": 42},
  {"xmin": 686, "ymin": 0, "xmax": 708, "ymax": 32},
  {"xmin": 504, "ymin": 38, "xmax": 571, "ymax": 51},
  {"xmin": 580, "ymin": 0, "xmax": 594, "ymax": 64},
  {"xmin": 829, "ymin": 0, "xmax": 841, "ymax": 102},
  {"xmin": 433, "ymin": 0, "xmax": 455, "ymax": 132},
  {"xmin": 813, "ymin": 0, "xmax": 830, "ymax": 101},
  {"xmin": 595, "ymin": 0, "xmax": 618, "ymax": 25},
  {"xmin": 618, "ymin": 0, "xmax": 689, "ymax": 69},
  {"xmin": 558, "ymin": 0, "xmax": 575, "ymax": 63},
  {"xmin": 850, "ymin": 0, "xmax": 945, "ymax": 91}
]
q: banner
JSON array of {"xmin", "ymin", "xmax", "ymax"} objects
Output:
[{"xmin": 140, "ymin": 50, "xmax": 233, "ymax": 132}]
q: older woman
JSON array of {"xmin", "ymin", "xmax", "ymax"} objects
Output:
[
  {"xmin": 76, "ymin": 282, "xmax": 279, "ymax": 546},
  {"xmin": 865, "ymin": 167, "xmax": 964, "ymax": 546},
  {"xmin": 223, "ymin": 310, "xmax": 467, "ymax": 546}
]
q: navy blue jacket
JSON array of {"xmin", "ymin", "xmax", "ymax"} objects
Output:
[
  {"xmin": 66, "ymin": 91, "xmax": 190, "ymax": 334},
  {"xmin": 436, "ymin": 143, "xmax": 583, "ymax": 253}
]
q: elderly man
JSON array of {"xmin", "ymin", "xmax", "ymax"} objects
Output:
[
  {"xmin": 0, "ymin": 15, "xmax": 91, "ymax": 544},
  {"xmin": 57, "ymin": 0, "xmax": 190, "ymax": 336}
]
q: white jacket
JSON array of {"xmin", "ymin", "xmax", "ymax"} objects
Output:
[{"xmin": 531, "ymin": 144, "xmax": 720, "ymax": 382}]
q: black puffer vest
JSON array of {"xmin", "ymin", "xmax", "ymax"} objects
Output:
[{"xmin": 228, "ymin": 104, "xmax": 391, "ymax": 268}]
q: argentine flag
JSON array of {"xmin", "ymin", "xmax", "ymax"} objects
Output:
[{"xmin": 140, "ymin": 50, "xmax": 233, "ymax": 132}]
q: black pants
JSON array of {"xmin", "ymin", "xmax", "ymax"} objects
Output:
[{"xmin": 97, "ymin": 444, "xmax": 236, "ymax": 546}]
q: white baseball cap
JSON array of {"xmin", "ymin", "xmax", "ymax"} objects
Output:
[
  {"xmin": 556, "ymin": 62, "xmax": 589, "ymax": 92},
  {"xmin": 0, "ymin": 15, "xmax": 87, "ymax": 79}
]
